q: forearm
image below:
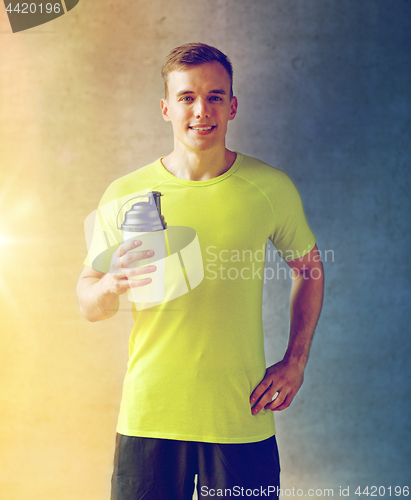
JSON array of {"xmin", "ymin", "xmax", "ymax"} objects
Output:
[
  {"xmin": 284, "ymin": 261, "xmax": 324, "ymax": 370},
  {"xmin": 76, "ymin": 275, "xmax": 120, "ymax": 322},
  {"xmin": 250, "ymin": 247, "xmax": 324, "ymax": 413}
]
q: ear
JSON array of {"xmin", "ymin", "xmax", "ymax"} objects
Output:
[
  {"xmin": 229, "ymin": 96, "xmax": 238, "ymax": 121},
  {"xmin": 161, "ymin": 99, "xmax": 171, "ymax": 122}
]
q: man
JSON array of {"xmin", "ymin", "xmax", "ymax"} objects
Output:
[{"xmin": 77, "ymin": 43, "xmax": 324, "ymax": 500}]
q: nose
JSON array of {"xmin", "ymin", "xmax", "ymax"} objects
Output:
[{"xmin": 194, "ymin": 98, "xmax": 210, "ymax": 119}]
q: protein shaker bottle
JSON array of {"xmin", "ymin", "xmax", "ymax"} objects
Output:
[{"xmin": 119, "ymin": 191, "xmax": 167, "ymax": 303}]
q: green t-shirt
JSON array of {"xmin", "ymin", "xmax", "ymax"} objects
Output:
[{"xmin": 84, "ymin": 153, "xmax": 316, "ymax": 444}]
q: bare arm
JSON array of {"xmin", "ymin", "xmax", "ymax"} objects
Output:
[
  {"xmin": 76, "ymin": 239, "xmax": 156, "ymax": 322},
  {"xmin": 250, "ymin": 244, "xmax": 324, "ymax": 414}
]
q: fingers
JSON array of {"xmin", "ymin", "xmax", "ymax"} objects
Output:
[
  {"xmin": 124, "ymin": 265, "xmax": 157, "ymax": 288},
  {"xmin": 120, "ymin": 249, "xmax": 155, "ymax": 269},
  {"xmin": 118, "ymin": 239, "xmax": 143, "ymax": 258},
  {"xmin": 125, "ymin": 264, "xmax": 157, "ymax": 278},
  {"xmin": 105, "ymin": 268, "xmax": 155, "ymax": 296},
  {"xmin": 250, "ymin": 384, "xmax": 286, "ymax": 415},
  {"xmin": 264, "ymin": 392, "xmax": 294, "ymax": 411},
  {"xmin": 250, "ymin": 379, "xmax": 271, "ymax": 408},
  {"xmin": 250, "ymin": 362, "xmax": 303, "ymax": 414},
  {"xmin": 265, "ymin": 394, "xmax": 293, "ymax": 412},
  {"xmin": 120, "ymin": 250, "xmax": 154, "ymax": 268},
  {"xmin": 103, "ymin": 240, "xmax": 159, "ymax": 297},
  {"xmin": 108, "ymin": 277, "xmax": 152, "ymax": 296},
  {"xmin": 127, "ymin": 276, "xmax": 153, "ymax": 288},
  {"xmin": 116, "ymin": 264, "xmax": 157, "ymax": 287},
  {"xmin": 105, "ymin": 261, "xmax": 157, "ymax": 296},
  {"xmin": 110, "ymin": 239, "xmax": 156, "ymax": 275},
  {"xmin": 118, "ymin": 239, "xmax": 156, "ymax": 265}
]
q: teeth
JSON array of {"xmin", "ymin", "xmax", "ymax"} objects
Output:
[{"xmin": 191, "ymin": 126, "xmax": 213, "ymax": 131}]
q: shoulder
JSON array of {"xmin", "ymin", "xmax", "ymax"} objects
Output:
[
  {"xmin": 235, "ymin": 153, "xmax": 298, "ymax": 193},
  {"xmin": 99, "ymin": 159, "xmax": 163, "ymax": 205}
]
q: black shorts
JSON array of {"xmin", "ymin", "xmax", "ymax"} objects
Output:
[{"xmin": 111, "ymin": 433, "xmax": 280, "ymax": 500}]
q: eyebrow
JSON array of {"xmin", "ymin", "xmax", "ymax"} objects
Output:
[
  {"xmin": 176, "ymin": 89, "xmax": 227, "ymax": 97},
  {"xmin": 209, "ymin": 89, "xmax": 227, "ymax": 95}
]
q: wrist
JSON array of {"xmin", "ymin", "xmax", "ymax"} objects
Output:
[
  {"xmin": 282, "ymin": 350, "xmax": 308, "ymax": 372},
  {"xmin": 86, "ymin": 275, "xmax": 120, "ymax": 321}
]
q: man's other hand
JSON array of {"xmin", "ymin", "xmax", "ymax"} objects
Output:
[{"xmin": 249, "ymin": 359, "xmax": 304, "ymax": 414}]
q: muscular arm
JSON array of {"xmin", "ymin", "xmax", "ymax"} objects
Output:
[
  {"xmin": 76, "ymin": 239, "xmax": 156, "ymax": 322},
  {"xmin": 250, "ymin": 244, "xmax": 324, "ymax": 414}
]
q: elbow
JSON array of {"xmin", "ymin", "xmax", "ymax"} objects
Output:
[
  {"xmin": 78, "ymin": 302, "xmax": 98, "ymax": 323},
  {"xmin": 79, "ymin": 302, "xmax": 117, "ymax": 323}
]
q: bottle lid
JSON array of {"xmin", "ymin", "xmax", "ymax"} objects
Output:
[{"xmin": 120, "ymin": 191, "xmax": 167, "ymax": 232}]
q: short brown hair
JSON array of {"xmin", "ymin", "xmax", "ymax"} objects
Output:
[{"xmin": 161, "ymin": 42, "xmax": 233, "ymax": 98}]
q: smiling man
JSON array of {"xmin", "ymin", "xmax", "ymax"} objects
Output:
[
  {"xmin": 160, "ymin": 59, "xmax": 237, "ymax": 179},
  {"xmin": 77, "ymin": 43, "xmax": 324, "ymax": 500}
]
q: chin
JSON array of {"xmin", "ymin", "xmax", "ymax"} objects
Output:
[{"xmin": 184, "ymin": 140, "xmax": 215, "ymax": 152}]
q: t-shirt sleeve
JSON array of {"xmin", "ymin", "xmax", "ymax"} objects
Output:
[
  {"xmin": 268, "ymin": 172, "xmax": 316, "ymax": 261},
  {"xmin": 83, "ymin": 187, "xmax": 124, "ymax": 273}
]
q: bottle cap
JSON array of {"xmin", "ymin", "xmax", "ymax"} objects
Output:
[{"xmin": 120, "ymin": 191, "xmax": 167, "ymax": 232}]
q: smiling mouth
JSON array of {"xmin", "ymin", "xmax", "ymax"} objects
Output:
[{"xmin": 189, "ymin": 126, "xmax": 215, "ymax": 131}]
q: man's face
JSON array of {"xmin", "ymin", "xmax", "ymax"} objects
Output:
[{"xmin": 161, "ymin": 62, "xmax": 238, "ymax": 154}]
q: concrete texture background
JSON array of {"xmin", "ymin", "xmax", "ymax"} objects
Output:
[{"xmin": 0, "ymin": 1, "xmax": 410, "ymax": 498}]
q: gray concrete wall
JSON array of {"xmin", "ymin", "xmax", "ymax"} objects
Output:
[{"xmin": 0, "ymin": 0, "xmax": 409, "ymax": 498}]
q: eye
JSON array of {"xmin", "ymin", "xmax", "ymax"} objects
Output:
[
  {"xmin": 210, "ymin": 96, "xmax": 222, "ymax": 102},
  {"xmin": 180, "ymin": 96, "xmax": 193, "ymax": 102}
]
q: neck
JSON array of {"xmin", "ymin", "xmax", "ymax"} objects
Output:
[{"xmin": 161, "ymin": 147, "xmax": 236, "ymax": 181}]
